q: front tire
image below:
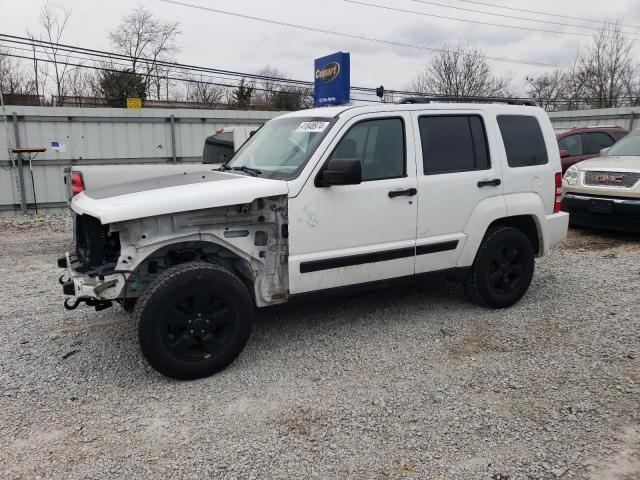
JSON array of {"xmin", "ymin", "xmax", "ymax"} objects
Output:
[
  {"xmin": 134, "ymin": 262, "xmax": 253, "ymax": 380},
  {"xmin": 465, "ymin": 226, "xmax": 535, "ymax": 308}
]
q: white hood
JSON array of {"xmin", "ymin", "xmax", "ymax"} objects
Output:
[
  {"xmin": 575, "ymin": 155, "xmax": 640, "ymax": 172},
  {"xmin": 71, "ymin": 170, "xmax": 288, "ymax": 224}
]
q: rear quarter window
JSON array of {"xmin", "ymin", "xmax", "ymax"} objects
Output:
[{"xmin": 497, "ymin": 115, "xmax": 549, "ymax": 168}]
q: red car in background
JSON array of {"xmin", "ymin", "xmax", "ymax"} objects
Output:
[{"xmin": 555, "ymin": 126, "xmax": 629, "ymax": 172}]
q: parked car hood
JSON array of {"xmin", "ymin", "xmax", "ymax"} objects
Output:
[
  {"xmin": 575, "ymin": 155, "xmax": 640, "ymax": 172},
  {"xmin": 71, "ymin": 170, "xmax": 288, "ymax": 224}
]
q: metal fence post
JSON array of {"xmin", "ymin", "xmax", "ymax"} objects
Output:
[
  {"xmin": 629, "ymin": 112, "xmax": 637, "ymax": 131},
  {"xmin": 170, "ymin": 114, "xmax": 177, "ymax": 163},
  {"xmin": 11, "ymin": 112, "xmax": 27, "ymax": 214}
]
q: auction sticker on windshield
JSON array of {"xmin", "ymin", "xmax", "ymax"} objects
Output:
[{"xmin": 295, "ymin": 121, "xmax": 330, "ymax": 133}]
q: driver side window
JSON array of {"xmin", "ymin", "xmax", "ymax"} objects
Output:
[{"xmin": 329, "ymin": 118, "xmax": 405, "ymax": 181}]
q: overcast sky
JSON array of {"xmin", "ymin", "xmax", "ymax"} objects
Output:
[{"xmin": 2, "ymin": 0, "xmax": 640, "ymax": 97}]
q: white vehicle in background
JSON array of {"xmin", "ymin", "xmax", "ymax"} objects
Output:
[
  {"xmin": 202, "ymin": 126, "xmax": 255, "ymax": 165},
  {"xmin": 562, "ymin": 129, "xmax": 640, "ymax": 232},
  {"xmin": 63, "ymin": 126, "xmax": 256, "ymax": 199},
  {"xmin": 57, "ymin": 97, "xmax": 568, "ymax": 380}
]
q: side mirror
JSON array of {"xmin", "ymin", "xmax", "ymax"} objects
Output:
[
  {"xmin": 559, "ymin": 149, "xmax": 570, "ymax": 159},
  {"xmin": 315, "ymin": 158, "xmax": 362, "ymax": 187},
  {"xmin": 600, "ymin": 147, "xmax": 610, "ymax": 156}
]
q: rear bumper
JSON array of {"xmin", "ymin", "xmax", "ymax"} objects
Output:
[
  {"xmin": 561, "ymin": 193, "xmax": 640, "ymax": 233},
  {"xmin": 543, "ymin": 211, "xmax": 569, "ymax": 253}
]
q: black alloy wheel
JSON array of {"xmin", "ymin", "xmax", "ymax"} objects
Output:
[
  {"xmin": 162, "ymin": 289, "xmax": 234, "ymax": 361},
  {"xmin": 487, "ymin": 245, "xmax": 526, "ymax": 296},
  {"xmin": 465, "ymin": 226, "xmax": 535, "ymax": 308},
  {"xmin": 135, "ymin": 262, "xmax": 253, "ymax": 380}
]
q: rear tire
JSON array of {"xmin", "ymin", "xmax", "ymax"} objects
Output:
[
  {"xmin": 134, "ymin": 262, "xmax": 253, "ymax": 380},
  {"xmin": 465, "ymin": 226, "xmax": 535, "ymax": 308}
]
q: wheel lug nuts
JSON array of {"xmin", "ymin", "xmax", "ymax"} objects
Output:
[
  {"xmin": 197, "ymin": 313, "xmax": 202, "ymax": 317},
  {"xmin": 201, "ymin": 329, "xmax": 205, "ymax": 333},
  {"xmin": 190, "ymin": 329, "xmax": 194, "ymax": 334},
  {"xmin": 205, "ymin": 319, "xmax": 209, "ymax": 323}
]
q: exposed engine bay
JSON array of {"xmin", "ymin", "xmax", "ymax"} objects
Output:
[{"xmin": 59, "ymin": 195, "xmax": 289, "ymax": 310}]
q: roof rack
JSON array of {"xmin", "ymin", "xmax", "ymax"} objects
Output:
[{"xmin": 397, "ymin": 96, "xmax": 537, "ymax": 107}]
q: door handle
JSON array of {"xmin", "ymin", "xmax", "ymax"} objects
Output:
[
  {"xmin": 388, "ymin": 188, "xmax": 417, "ymax": 198},
  {"xmin": 477, "ymin": 178, "xmax": 501, "ymax": 188}
]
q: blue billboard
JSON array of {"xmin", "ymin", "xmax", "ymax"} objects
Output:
[{"xmin": 314, "ymin": 52, "xmax": 350, "ymax": 107}]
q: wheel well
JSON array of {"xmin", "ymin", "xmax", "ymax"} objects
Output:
[
  {"xmin": 487, "ymin": 215, "xmax": 540, "ymax": 255},
  {"xmin": 129, "ymin": 241, "xmax": 254, "ymax": 298}
]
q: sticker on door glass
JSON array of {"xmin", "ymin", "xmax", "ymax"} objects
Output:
[{"xmin": 295, "ymin": 121, "xmax": 330, "ymax": 133}]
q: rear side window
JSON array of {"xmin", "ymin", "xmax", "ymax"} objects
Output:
[
  {"xmin": 498, "ymin": 115, "xmax": 549, "ymax": 167},
  {"xmin": 558, "ymin": 134, "xmax": 583, "ymax": 156},
  {"xmin": 584, "ymin": 132, "xmax": 614, "ymax": 154},
  {"xmin": 419, "ymin": 115, "xmax": 490, "ymax": 175}
]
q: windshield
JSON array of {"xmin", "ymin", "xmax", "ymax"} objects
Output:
[
  {"xmin": 226, "ymin": 117, "xmax": 336, "ymax": 179},
  {"xmin": 607, "ymin": 132, "xmax": 640, "ymax": 156}
]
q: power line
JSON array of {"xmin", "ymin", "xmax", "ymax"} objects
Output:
[
  {"xmin": 9, "ymin": 49, "xmax": 638, "ymax": 106},
  {"xmin": 0, "ymin": 33, "xmax": 313, "ymax": 88},
  {"xmin": 0, "ymin": 33, "xmax": 429, "ymax": 97},
  {"xmin": 1, "ymin": 51, "xmax": 385, "ymax": 104},
  {"xmin": 342, "ymin": 0, "xmax": 591, "ymax": 37},
  {"xmin": 403, "ymin": 0, "xmax": 640, "ymax": 36},
  {"xmin": 158, "ymin": 0, "xmax": 566, "ymax": 68},
  {"xmin": 1, "ymin": 42, "xmax": 265, "ymax": 89},
  {"xmin": 458, "ymin": 0, "xmax": 640, "ymax": 31}
]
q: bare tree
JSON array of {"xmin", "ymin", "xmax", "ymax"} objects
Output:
[
  {"xmin": 25, "ymin": 32, "xmax": 48, "ymax": 99},
  {"xmin": 251, "ymin": 65, "xmax": 311, "ymax": 110},
  {"xmin": 0, "ymin": 48, "xmax": 36, "ymax": 95},
  {"xmin": 253, "ymin": 65, "xmax": 287, "ymax": 108},
  {"xmin": 526, "ymin": 70, "xmax": 567, "ymax": 111},
  {"xmin": 185, "ymin": 75, "xmax": 224, "ymax": 106},
  {"xmin": 36, "ymin": 1, "xmax": 74, "ymax": 104},
  {"xmin": 574, "ymin": 23, "xmax": 637, "ymax": 108},
  {"xmin": 66, "ymin": 68, "xmax": 95, "ymax": 99},
  {"xmin": 109, "ymin": 6, "xmax": 181, "ymax": 100},
  {"xmin": 408, "ymin": 43, "xmax": 512, "ymax": 98}
]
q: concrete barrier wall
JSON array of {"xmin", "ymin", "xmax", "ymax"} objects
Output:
[
  {"xmin": 0, "ymin": 106, "xmax": 284, "ymax": 212},
  {"xmin": 548, "ymin": 107, "xmax": 639, "ymax": 131},
  {"xmin": 5, "ymin": 104, "xmax": 637, "ymax": 214}
]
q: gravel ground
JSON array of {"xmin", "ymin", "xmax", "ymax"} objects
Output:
[{"xmin": 0, "ymin": 216, "xmax": 639, "ymax": 480}]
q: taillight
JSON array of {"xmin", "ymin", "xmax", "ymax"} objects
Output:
[
  {"xmin": 70, "ymin": 171, "xmax": 84, "ymax": 196},
  {"xmin": 553, "ymin": 172, "xmax": 562, "ymax": 213}
]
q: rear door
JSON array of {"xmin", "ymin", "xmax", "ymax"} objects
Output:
[{"xmin": 412, "ymin": 111, "xmax": 503, "ymax": 274}]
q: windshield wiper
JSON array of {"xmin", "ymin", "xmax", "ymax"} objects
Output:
[{"xmin": 230, "ymin": 166, "xmax": 262, "ymax": 177}]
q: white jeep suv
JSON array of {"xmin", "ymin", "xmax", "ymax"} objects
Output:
[{"xmin": 58, "ymin": 99, "xmax": 568, "ymax": 379}]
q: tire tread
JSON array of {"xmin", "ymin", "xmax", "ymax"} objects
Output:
[
  {"xmin": 134, "ymin": 261, "xmax": 253, "ymax": 379},
  {"xmin": 464, "ymin": 226, "xmax": 534, "ymax": 309}
]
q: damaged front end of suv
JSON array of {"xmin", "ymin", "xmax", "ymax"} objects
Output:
[{"xmin": 58, "ymin": 172, "xmax": 290, "ymax": 314}]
